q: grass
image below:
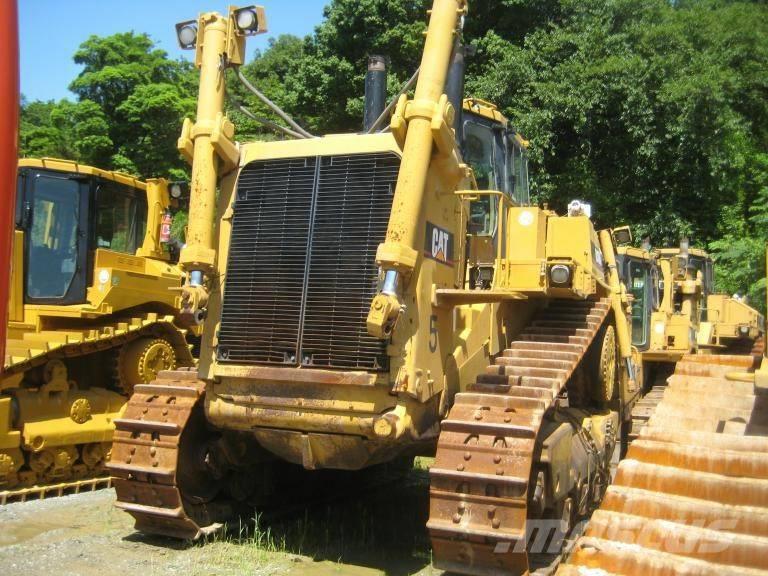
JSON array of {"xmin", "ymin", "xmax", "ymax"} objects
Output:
[
  {"xmin": 185, "ymin": 517, "xmax": 290, "ymax": 576},
  {"xmin": 176, "ymin": 463, "xmax": 436, "ymax": 576}
]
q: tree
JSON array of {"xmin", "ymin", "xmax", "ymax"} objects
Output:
[
  {"xmin": 69, "ymin": 32, "xmax": 181, "ymax": 109},
  {"xmin": 461, "ymin": 0, "xmax": 768, "ymax": 307},
  {"xmin": 18, "ymin": 0, "xmax": 768, "ymax": 307},
  {"xmin": 112, "ymin": 82, "xmax": 195, "ymax": 179},
  {"xmin": 228, "ymin": 35, "xmax": 308, "ymax": 141},
  {"xmin": 19, "ymin": 99, "xmax": 67, "ymax": 159},
  {"xmin": 20, "ymin": 32, "xmax": 196, "ymax": 180},
  {"xmin": 235, "ymin": 0, "xmax": 429, "ymax": 134}
]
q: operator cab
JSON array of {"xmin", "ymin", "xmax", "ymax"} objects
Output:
[
  {"xmin": 616, "ymin": 247, "xmax": 659, "ymax": 352},
  {"xmin": 461, "ymin": 98, "xmax": 530, "ymax": 235},
  {"xmin": 461, "ymin": 99, "xmax": 530, "ymax": 288},
  {"xmin": 16, "ymin": 161, "xmax": 148, "ymax": 305}
]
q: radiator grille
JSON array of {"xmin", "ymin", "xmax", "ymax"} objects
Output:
[
  {"xmin": 218, "ymin": 152, "xmax": 399, "ymax": 371},
  {"xmin": 218, "ymin": 157, "xmax": 315, "ymax": 364}
]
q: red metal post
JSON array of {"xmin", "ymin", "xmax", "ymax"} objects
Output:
[{"xmin": 0, "ymin": 0, "xmax": 19, "ymax": 373}]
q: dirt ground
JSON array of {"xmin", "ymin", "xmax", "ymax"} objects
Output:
[{"xmin": 0, "ymin": 468, "xmax": 440, "ymax": 576}]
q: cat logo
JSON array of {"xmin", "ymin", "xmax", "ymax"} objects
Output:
[{"xmin": 424, "ymin": 222, "xmax": 454, "ymax": 267}]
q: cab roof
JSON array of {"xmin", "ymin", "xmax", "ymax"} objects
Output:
[
  {"xmin": 463, "ymin": 98, "xmax": 507, "ymax": 125},
  {"xmin": 656, "ymin": 247, "xmax": 710, "ymax": 259},
  {"xmin": 18, "ymin": 158, "xmax": 146, "ymax": 191},
  {"xmin": 617, "ymin": 246, "xmax": 655, "ymax": 261},
  {"xmin": 462, "ymin": 98, "xmax": 530, "ymax": 149}
]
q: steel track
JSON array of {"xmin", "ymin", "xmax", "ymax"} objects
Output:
[
  {"xmin": 1, "ymin": 312, "xmax": 194, "ymax": 499},
  {"xmin": 428, "ymin": 298, "xmax": 613, "ymax": 575}
]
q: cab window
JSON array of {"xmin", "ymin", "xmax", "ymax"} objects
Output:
[
  {"xmin": 629, "ymin": 260, "xmax": 649, "ymax": 347},
  {"xmin": 94, "ymin": 181, "xmax": 147, "ymax": 255},
  {"xmin": 27, "ymin": 175, "xmax": 80, "ymax": 299},
  {"xmin": 464, "ymin": 121, "xmax": 498, "ymax": 189},
  {"xmin": 468, "ymin": 194, "xmax": 497, "ymax": 236},
  {"xmin": 507, "ymin": 137, "xmax": 530, "ymax": 205}
]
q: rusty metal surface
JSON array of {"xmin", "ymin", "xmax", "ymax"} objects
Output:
[
  {"xmin": 107, "ymin": 368, "xmax": 223, "ymax": 540},
  {"xmin": 559, "ymin": 353, "xmax": 768, "ymax": 576},
  {"xmin": 213, "ymin": 363, "xmax": 379, "ymax": 386},
  {"xmin": 627, "ymin": 385, "xmax": 665, "ymax": 444},
  {"xmin": 752, "ymin": 336, "xmax": 765, "ymax": 357},
  {"xmin": 428, "ymin": 298, "xmax": 612, "ymax": 575}
]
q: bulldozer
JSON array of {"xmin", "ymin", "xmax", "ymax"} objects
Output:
[
  {"xmin": 617, "ymin": 238, "xmax": 710, "ymax": 373},
  {"xmin": 560, "ymin": 255, "xmax": 768, "ymax": 575},
  {"xmin": 0, "ymin": 158, "xmax": 195, "ymax": 499},
  {"xmin": 109, "ymin": 3, "xmax": 644, "ymax": 573},
  {"xmin": 655, "ymin": 245, "xmax": 763, "ymax": 354},
  {"xmin": 615, "ymin": 234, "xmax": 763, "ymax": 444}
]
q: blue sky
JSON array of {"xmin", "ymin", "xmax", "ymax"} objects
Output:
[{"xmin": 20, "ymin": 1, "xmax": 329, "ymax": 102}]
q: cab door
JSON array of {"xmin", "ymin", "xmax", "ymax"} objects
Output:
[
  {"xmin": 463, "ymin": 117, "xmax": 501, "ymax": 288},
  {"xmin": 627, "ymin": 257, "xmax": 653, "ymax": 351},
  {"xmin": 20, "ymin": 169, "xmax": 89, "ymax": 304}
]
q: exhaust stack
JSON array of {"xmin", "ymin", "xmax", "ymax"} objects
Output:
[
  {"xmin": 363, "ymin": 55, "xmax": 387, "ymax": 132},
  {"xmin": 445, "ymin": 42, "xmax": 465, "ymax": 137}
]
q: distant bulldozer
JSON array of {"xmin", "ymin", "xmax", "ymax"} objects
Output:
[{"xmin": 1, "ymin": 159, "xmax": 195, "ymax": 500}]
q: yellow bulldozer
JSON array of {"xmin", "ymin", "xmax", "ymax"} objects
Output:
[
  {"xmin": 109, "ymin": 3, "xmax": 647, "ymax": 573},
  {"xmin": 560, "ymin": 230, "xmax": 768, "ymax": 575},
  {"xmin": 654, "ymin": 244, "xmax": 764, "ymax": 362},
  {"xmin": 0, "ymin": 158, "xmax": 195, "ymax": 499},
  {"xmin": 615, "ymin": 235, "xmax": 763, "ymax": 445},
  {"xmin": 618, "ymin": 239, "xmax": 708, "ymax": 373},
  {"xmin": 108, "ymin": 3, "xmax": 768, "ymax": 574},
  {"xmin": 561, "ymin": 253, "xmax": 768, "ymax": 575},
  {"xmin": 655, "ymin": 245, "xmax": 763, "ymax": 354}
]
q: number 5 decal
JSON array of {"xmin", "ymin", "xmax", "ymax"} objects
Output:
[{"xmin": 429, "ymin": 314, "xmax": 438, "ymax": 352}]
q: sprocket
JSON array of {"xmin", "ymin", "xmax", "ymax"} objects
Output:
[{"xmin": 114, "ymin": 337, "xmax": 177, "ymax": 396}]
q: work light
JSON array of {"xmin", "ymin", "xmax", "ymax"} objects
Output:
[
  {"xmin": 169, "ymin": 181, "xmax": 189, "ymax": 200},
  {"xmin": 233, "ymin": 6, "xmax": 265, "ymax": 35},
  {"xmin": 175, "ymin": 20, "xmax": 198, "ymax": 49},
  {"xmin": 549, "ymin": 264, "xmax": 572, "ymax": 286}
]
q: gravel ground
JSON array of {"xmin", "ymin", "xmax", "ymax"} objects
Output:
[{"xmin": 0, "ymin": 478, "xmax": 438, "ymax": 576}]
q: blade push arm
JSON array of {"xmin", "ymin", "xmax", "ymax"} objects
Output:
[{"xmin": 367, "ymin": 0, "xmax": 468, "ymax": 337}]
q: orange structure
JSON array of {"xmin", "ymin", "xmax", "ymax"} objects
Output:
[{"xmin": 0, "ymin": 0, "xmax": 19, "ymax": 372}]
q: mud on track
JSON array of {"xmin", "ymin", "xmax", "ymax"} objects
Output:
[{"xmin": 0, "ymin": 466, "xmax": 439, "ymax": 576}]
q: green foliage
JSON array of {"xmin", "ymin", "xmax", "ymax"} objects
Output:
[
  {"xmin": 113, "ymin": 82, "xmax": 196, "ymax": 179},
  {"xmin": 19, "ymin": 0, "xmax": 768, "ymax": 308},
  {"xmin": 455, "ymin": 0, "xmax": 768, "ymax": 306},
  {"xmin": 20, "ymin": 32, "xmax": 195, "ymax": 179},
  {"xmin": 20, "ymin": 99, "xmax": 68, "ymax": 159},
  {"xmin": 228, "ymin": 35, "xmax": 308, "ymax": 140},
  {"xmin": 170, "ymin": 209, "xmax": 188, "ymax": 244},
  {"xmin": 235, "ymin": 0, "xmax": 429, "ymax": 134}
]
